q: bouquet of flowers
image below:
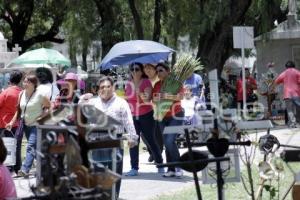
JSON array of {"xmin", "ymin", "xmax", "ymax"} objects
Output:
[{"xmin": 154, "ymin": 54, "xmax": 203, "ymax": 120}]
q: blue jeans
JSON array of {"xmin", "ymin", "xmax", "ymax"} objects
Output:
[
  {"xmin": 21, "ymin": 125, "xmax": 37, "ymax": 173},
  {"xmin": 130, "ymin": 111, "xmax": 163, "ymax": 170},
  {"xmin": 91, "ymin": 148, "xmax": 123, "ymax": 199},
  {"xmin": 292, "ymin": 97, "xmax": 300, "ymax": 123},
  {"xmin": 159, "ymin": 112, "xmax": 184, "ymax": 172}
]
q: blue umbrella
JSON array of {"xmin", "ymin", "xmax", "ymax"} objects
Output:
[{"xmin": 99, "ymin": 40, "xmax": 174, "ymax": 70}]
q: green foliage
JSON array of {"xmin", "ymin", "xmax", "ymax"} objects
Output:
[
  {"xmin": 63, "ymin": 0, "xmax": 100, "ymax": 56},
  {"xmin": 246, "ymin": 0, "xmax": 283, "ymax": 35},
  {"xmin": 173, "ymin": 54, "xmax": 203, "ymax": 82},
  {"xmin": 0, "ymin": 0, "xmax": 289, "ymax": 71},
  {"xmin": 0, "ymin": 0, "xmax": 68, "ymax": 51},
  {"xmin": 263, "ymin": 184, "xmax": 278, "ymax": 199}
]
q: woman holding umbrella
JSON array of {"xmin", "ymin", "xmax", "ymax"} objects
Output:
[{"xmin": 124, "ymin": 62, "xmax": 164, "ymax": 176}]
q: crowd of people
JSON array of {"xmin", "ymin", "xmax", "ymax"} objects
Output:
[
  {"xmin": 0, "ymin": 62, "xmax": 206, "ymax": 198},
  {"xmin": 0, "ymin": 60, "xmax": 299, "ymax": 198}
]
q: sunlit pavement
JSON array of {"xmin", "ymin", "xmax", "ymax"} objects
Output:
[{"xmin": 14, "ymin": 126, "xmax": 300, "ymax": 199}]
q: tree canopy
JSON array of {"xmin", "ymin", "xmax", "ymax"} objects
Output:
[
  {"xmin": 0, "ymin": 0, "xmax": 291, "ymax": 73},
  {"xmin": 0, "ymin": 0, "xmax": 68, "ymax": 52}
]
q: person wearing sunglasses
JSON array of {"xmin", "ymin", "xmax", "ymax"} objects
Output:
[
  {"xmin": 152, "ymin": 63, "xmax": 184, "ymax": 178},
  {"xmin": 124, "ymin": 62, "xmax": 164, "ymax": 176},
  {"xmin": 143, "ymin": 64, "xmax": 164, "ymax": 162}
]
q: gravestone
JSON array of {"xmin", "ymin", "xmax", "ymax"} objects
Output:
[
  {"xmin": 0, "ymin": 32, "xmax": 19, "ymax": 68},
  {"xmin": 255, "ymin": 0, "xmax": 300, "ymax": 76},
  {"xmin": 255, "ymin": 0, "xmax": 300, "ymax": 113}
]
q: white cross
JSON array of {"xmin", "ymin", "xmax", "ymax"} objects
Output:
[{"xmin": 12, "ymin": 43, "xmax": 22, "ymax": 55}]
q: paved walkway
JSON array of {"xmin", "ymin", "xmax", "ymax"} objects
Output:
[
  {"xmin": 14, "ymin": 148, "xmax": 195, "ymax": 200},
  {"xmin": 14, "ymin": 126, "xmax": 300, "ymax": 199}
]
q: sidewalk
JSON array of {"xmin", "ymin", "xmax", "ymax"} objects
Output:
[
  {"xmin": 14, "ymin": 148, "xmax": 195, "ymax": 200},
  {"xmin": 14, "ymin": 126, "xmax": 300, "ymax": 199},
  {"xmin": 120, "ymin": 150, "xmax": 195, "ymax": 200}
]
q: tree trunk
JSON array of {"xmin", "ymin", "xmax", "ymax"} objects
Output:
[
  {"xmin": 82, "ymin": 46, "xmax": 88, "ymax": 71},
  {"xmin": 152, "ymin": 0, "xmax": 162, "ymax": 42},
  {"xmin": 94, "ymin": 0, "xmax": 124, "ymax": 61},
  {"xmin": 128, "ymin": 0, "xmax": 144, "ymax": 39},
  {"xmin": 69, "ymin": 41, "xmax": 77, "ymax": 67},
  {"xmin": 196, "ymin": 0, "xmax": 252, "ymax": 74},
  {"xmin": 1, "ymin": 1, "xmax": 66, "ymax": 52}
]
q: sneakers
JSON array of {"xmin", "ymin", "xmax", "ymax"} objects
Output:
[
  {"xmin": 125, "ymin": 169, "xmax": 138, "ymax": 176},
  {"xmin": 10, "ymin": 172, "xmax": 18, "ymax": 178},
  {"xmin": 175, "ymin": 169, "xmax": 183, "ymax": 178},
  {"xmin": 163, "ymin": 168, "xmax": 183, "ymax": 178},
  {"xmin": 157, "ymin": 167, "xmax": 165, "ymax": 174},
  {"xmin": 288, "ymin": 123, "xmax": 298, "ymax": 128},
  {"xmin": 163, "ymin": 171, "xmax": 175, "ymax": 177},
  {"xmin": 17, "ymin": 170, "xmax": 29, "ymax": 178}
]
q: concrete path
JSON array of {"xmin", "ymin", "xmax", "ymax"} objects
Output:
[
  {"xmin": 14, "ymin": 126, "xmax": 300, "ymax": 200},
  {"xmin": 14, "ymin": 148, "xmax": 196, "ymax": 200},
  {"xmin": 120, "ymin": 150, "xmax": 195, "ymax": 200}
]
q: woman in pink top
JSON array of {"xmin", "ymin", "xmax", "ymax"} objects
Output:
[
  {"xmin": 0, "ymin": 137, "xmax": 17, "ymax": 199},
  {"xmin": 125, "ymin": 62, "xmax": 163, "ymax": 176},
  {"xmin": 274, "ymin": 60, "xmax": 300, "ymax": 128}
]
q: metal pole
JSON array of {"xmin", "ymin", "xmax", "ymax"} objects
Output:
[
  {"xmin": 216, "ymin": 161, "xmax": 224, "ymax": 200},
  {"xmin": 184, "ymin": 128, "xmax": 202, "ymax": 200},
  {"xmin": 241, "ymin": 27, "xmax": 246, "ymax": 119},
  {"xmin": 111, "ymin": 148, "xmax": 117, "ymax": 200}
]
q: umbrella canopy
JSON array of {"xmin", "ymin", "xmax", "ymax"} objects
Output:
[
  {"xmin": 9, "ymin": 48, "xmax": 71, "ymax": 66},
  {"xmin": 2, "ymin": 63, "xmax": 53, "ymax": 72},
  {"xmin": 99, "ymin": 40, "xmax": 174, "ymax": 70}
]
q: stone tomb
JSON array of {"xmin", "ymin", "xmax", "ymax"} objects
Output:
[{"xmin": 0, "ymin": 32, "xmax": 19, "ymax": 68}]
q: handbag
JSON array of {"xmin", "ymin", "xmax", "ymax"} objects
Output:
[
  {"xmin": 247, "ymin": 93, "xmax": 258, "ymax": 102},
  {"xmin": 15, "ymin": 118, "xmax": 25, "ymax": 140}
]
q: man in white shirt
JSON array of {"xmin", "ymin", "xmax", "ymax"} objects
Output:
[
  {"xmin": 35, "ymin": 67, "xmax": 60, "ymax": 102},
  {"xmin": 80, "ymin": 76, "xmax": 138, "ymax": 142},
  {"xmin": 79, "ymin": 76, "xmax": 138, "ymax": 198}
]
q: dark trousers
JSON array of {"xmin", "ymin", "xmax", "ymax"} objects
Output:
[
  {"xmin": 91, "ymin": 148, "xmax": 123, "ymax": 199},
  {"xmin": 130, "ymin": 111, "xmax": 163, "ymax": 170},
  {"xmin": 159, "ymin": 111, "xmax": 184, "ymax": 172},
  {"xmin": 142, "ymin": 120, "xmax": 164, "ymax": 157}
]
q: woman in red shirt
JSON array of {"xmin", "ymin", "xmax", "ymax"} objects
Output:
[
  {"xmin": 125, "ymin": 63, "xmax": 163, "ymax": 176},
  {"xmin": 153, "ymin": 63, "xmax": 184, "ymax": 178},
  {"xmin": 0, "ymin": 70, "xmax": 23, "ymax": 174}
]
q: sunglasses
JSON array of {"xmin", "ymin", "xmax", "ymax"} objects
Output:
[
  {"xmin": 99, "ymin": 85, "xmax": 111, "ymax": 90},
  {"xmin": 130, "ymin": 67, "xmax": 141, "ymax": 72},
  {"xmin": 156, "ymin": 69, "xmax": 165, "ymax": 73}
]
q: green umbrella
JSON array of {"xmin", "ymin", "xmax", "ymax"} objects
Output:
[{"xmin": 10, "ymin": 48, "xmax": 71, "ymax": 66}]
